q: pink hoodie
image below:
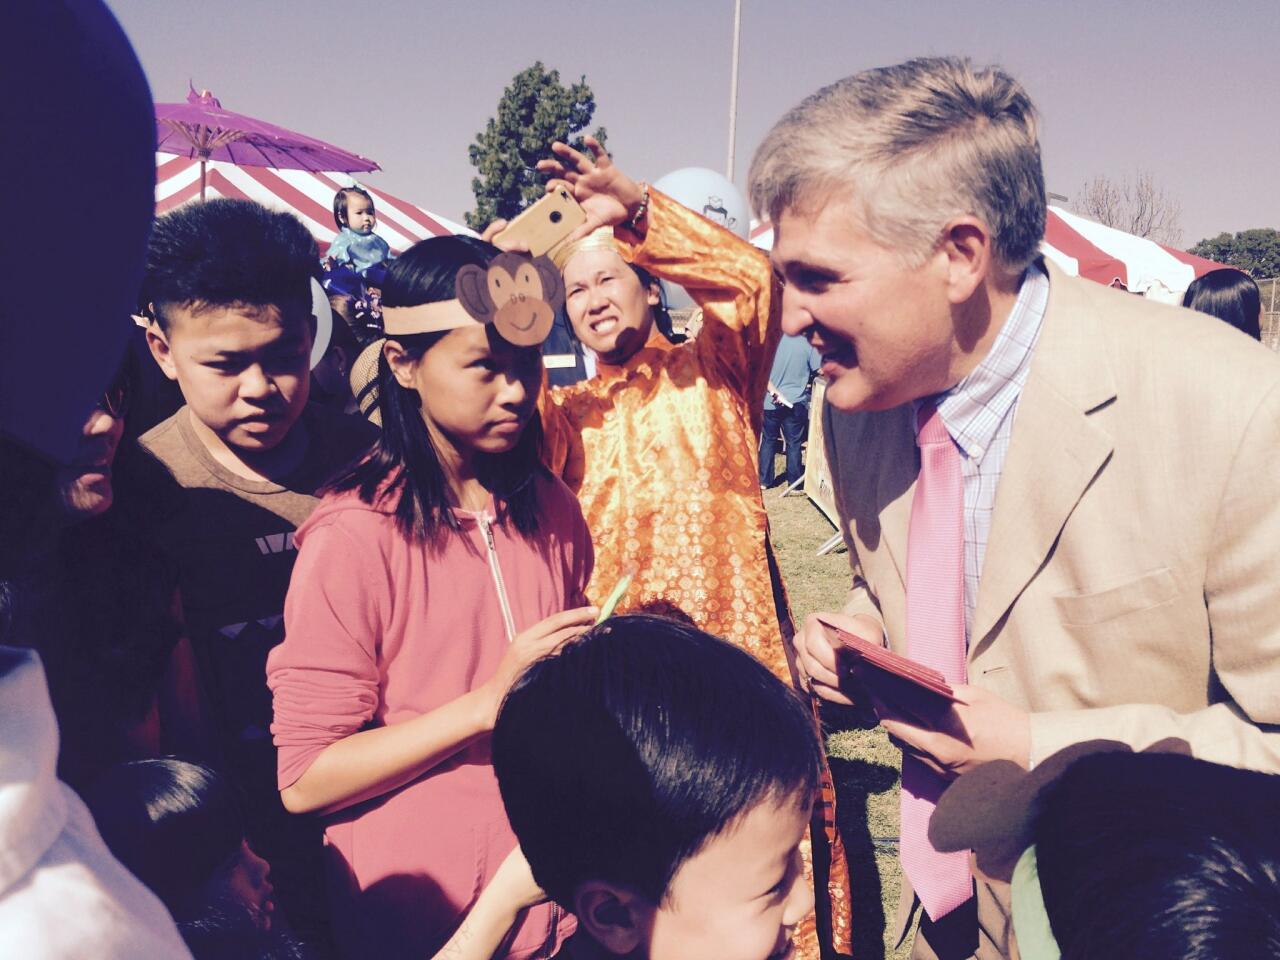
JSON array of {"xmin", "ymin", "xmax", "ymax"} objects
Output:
[{"xmin": 267, "ymin": 473, "xmax": 591, "ymax": 960}]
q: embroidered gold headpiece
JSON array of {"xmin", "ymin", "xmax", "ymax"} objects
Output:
[{"xmin": 549, "ymin": 227, "xmax": 622, "ymax": 272}]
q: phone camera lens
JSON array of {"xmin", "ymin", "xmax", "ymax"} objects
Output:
[{"xmin": 550, "ymin": 211, "xmax": 563, "ymax": 224}]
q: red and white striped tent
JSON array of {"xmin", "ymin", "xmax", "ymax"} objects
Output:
[
  {"xmin": 155, "ymin": 153, "xmax": 472, "ymax": 254},
  {"xmin": 750, "ymin": 206, "xmax": 1228, "ymax": 301}
]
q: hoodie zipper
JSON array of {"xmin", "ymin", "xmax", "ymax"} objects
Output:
[{"xmin": 477, "ymin": 512, "xmax": 517, "ymax": 643}]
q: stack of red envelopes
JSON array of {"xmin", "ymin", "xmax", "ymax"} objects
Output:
[{"xmin": 816, "ymin": 616, "xmax": 959, "ymax": 704}]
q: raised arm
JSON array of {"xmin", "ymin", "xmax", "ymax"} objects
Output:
[
  {"xmin": 538, "ymin": 137, "xmax": 781, "ymax": 411},
  {"xmin": 624, "ymin": 190, "xmax": 780, "ymax": 409}
]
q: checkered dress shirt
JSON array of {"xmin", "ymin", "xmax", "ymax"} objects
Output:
[{"xmin": 913, "ymin": 264, "xmax": 1050, "ymax": 639}]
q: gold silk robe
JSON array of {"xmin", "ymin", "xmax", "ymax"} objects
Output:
[
  {"xmin": 543, "ymin": 191, "xmax": 786, "ymax": 674},
  {"xmin": 542, "ymin": 192, "xmax": 853, "ymax": 957}
]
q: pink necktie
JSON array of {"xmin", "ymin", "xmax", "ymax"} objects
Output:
[{"xmin": 900, "ymin": 401, "xmax": 973, "ymax": 922}]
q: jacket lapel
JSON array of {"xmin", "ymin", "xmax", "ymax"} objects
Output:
[{"xmin": 970, "ymin": 262, "xmax": 1117, "ymax": 654}]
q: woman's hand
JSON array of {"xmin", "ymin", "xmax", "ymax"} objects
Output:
[
  {"xmin": 479, "ymin": 606, "xmax": 598, "ymax": 726},
  {"xmin": 481, "ymin": 218, "xmax": 529, "ymax": 254},
  {"xmin": 536, "ymin": 137, "xmax": 646, "ymax": 240}
]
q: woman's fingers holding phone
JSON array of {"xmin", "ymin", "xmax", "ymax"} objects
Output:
[
  {"xmin": 481, "ymin": 219, "xmax": 523, "ymax": 251},
  {"xmin": 541, "ymin": 138, "xmax": 642, "ymax": 236}
]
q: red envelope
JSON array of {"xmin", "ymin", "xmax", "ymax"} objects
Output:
[{"xmin": 816, "ymin": 615, "xmax": 959, "ymax": 703}]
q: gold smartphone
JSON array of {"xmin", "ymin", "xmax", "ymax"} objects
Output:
[{"xmin": 495, "ymin": 188, "xmax": 588, "ymax": 257}]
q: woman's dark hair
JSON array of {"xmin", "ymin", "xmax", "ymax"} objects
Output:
[
  {"xmin": 85, "ymin": 759, "xmax": 246, "ymax": 920},
  {"xmin": 493, "ymin": 614, "xmax": 822, "ymax": 907},
  {"xmin": 1182, "ymin": 269, "xmax": 1262, "ymax": 341},
  {"xmin": 629, "ymin": 264, "xmax": 685, "ymax": 344},
  {"xmin": 331, "ymin": 235, "xmax": 547, "ymax": 543},
  {"xmin": 333, "ymin": 186, "xmax": 375, "ymax": 230},
  {"xmin": 1033, "ymin": 752, "xmax": 1280, "ymax": 960}
]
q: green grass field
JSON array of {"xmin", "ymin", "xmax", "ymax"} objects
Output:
[{"xmin": 765, "ymin": 487, "xmax": 913, "ymax": 959}]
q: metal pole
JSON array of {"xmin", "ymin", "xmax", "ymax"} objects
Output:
[
  {"xmin": 199, "ymin": 159, "xmax": 207, "ymax": 202},
  {"xmin": 726, "ymin": 0, "xmax": 742, "ymax": 183}
]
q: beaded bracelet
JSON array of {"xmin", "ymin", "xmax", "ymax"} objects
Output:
[{"xmin": 627, "ymin": 182, "xmax": 650, "ymax": 231}]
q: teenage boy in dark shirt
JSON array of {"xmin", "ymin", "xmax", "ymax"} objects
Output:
[{"xmin": 120, "ymin": 199, "xmax": 375, "ymax": 954}]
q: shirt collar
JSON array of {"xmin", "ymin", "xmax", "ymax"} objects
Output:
[{"xmin": 914, "ymin": 262, "xmax": 1050, "ymax": 460}]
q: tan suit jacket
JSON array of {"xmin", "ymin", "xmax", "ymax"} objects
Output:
[{"xmin": 825, "ymin": 261, "xmax": 1280, "ymax": 953}]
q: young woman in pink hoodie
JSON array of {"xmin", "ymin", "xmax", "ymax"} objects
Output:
[{"xmin": 266, "ymin": 236, "xmax": 597, "ymax": 960}]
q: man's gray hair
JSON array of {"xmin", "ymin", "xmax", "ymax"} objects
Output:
[{"xmin": 748, "ymin": 57, "xmax": 1046, "ymax": 272}]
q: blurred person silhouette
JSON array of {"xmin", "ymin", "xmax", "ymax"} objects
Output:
[{"xmin": 0, "ymin": 1, "xmax": 191, "ymax": 957}]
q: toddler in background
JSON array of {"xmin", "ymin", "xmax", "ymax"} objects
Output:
[{"xmin": 327, "ymin": 186, "xmax": 391, "ymax": 277}]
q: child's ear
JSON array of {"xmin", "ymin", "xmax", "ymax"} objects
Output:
[
  {"xmin": 382, "ymin": 339, "xmax": 417, "ymax": 391},
  {"xmin": 646, "ymin": 281, "xmax": 661, "ymax": 308},
  {"xmin": 573, "ymin": 882, "xmax": 652, "ymax": 956},
  {"xmin": 145, "ymin": 320, "xmax": 178, "ymax": 382}
]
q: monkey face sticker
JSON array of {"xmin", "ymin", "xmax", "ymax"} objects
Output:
[{"xmin": 455, "ymin": 253, "xmax": 565, "ymax": 348}]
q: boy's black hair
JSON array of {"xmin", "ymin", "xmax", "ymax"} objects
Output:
[
  {"xmin": 330, "ymin": 234, "xmax": 547, "ymax": 543},
  {"xmin": 85, "ymin": 758, "xmax": 247, "ymax": 920},
  {"xmin": 1034, "ymin": 752, "xmax": 1280, "ymax": 960},
  {"xmin": 492, "ymin": 614, "xmax": 822, "ymax": 907},
  {"xmin": 143, "ymin": 199, "xmax": 318, "ymax": 332},
  {"xmin": 333, "ymin": 186, "xmax": 375, "ymax": 230},
  {"xmin": 1182, "ymin": 268, "xmax": 1262, "ymax": 341}
]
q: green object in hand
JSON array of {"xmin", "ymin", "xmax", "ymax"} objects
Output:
[{"xmin": 596, "ymin": 572, "xmax": 633, "ymax": 624}]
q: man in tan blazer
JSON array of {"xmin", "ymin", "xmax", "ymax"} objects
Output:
[{"xmin": 749, "ymin": 57, "xmax": 1280, "ymax": 959}]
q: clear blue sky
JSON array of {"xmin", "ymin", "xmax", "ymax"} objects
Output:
[{"xmin": 108, "ymin": 0, "xmax": 1278, "ymax": 246}]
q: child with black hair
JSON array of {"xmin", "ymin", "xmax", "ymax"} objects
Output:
[
  {"xmin": 493, "ymin": 614, "xmax": 821, "ymax": 960},
  {"xmin": 266, "ymin": 235, "xmax": 595, "ymax": 960},
  {"xmin": 327, "ymin": 186, "xmax": 391, "ymax": 277},
  {"xmin": 86, "ymin": 758, "xmax": 553, "ymax": 960},
  {"xmin": 121, "ymin": 197, "xmax": 377, "ymax": 956},
  {"xmin": 85, "ymin": 758, "xmax": 299, "ymax": 958},
  {"xmin": 1019, "ymin": 752, "xmax": 1280, "ymax": 960}
]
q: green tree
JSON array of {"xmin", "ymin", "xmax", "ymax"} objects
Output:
[
  {"xmin": 1189, "ymin": 229, "xmax": 1280, "ymax": 279},
  {"xmin": 466, "ymin": 62, "xmax": 607, "ymax": 232}
]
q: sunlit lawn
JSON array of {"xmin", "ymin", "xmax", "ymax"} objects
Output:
[{"xmin": 764, "ymin": 483, "xmax": 913, "ymax": 959}]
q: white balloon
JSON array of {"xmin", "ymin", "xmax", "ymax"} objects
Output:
[
  {"xmin": 652, "ymin": 167, "xmax": 751, "ymax": 240},
  {"xmin": 653, "ymin": 168, "xmax": 751, "ymax": 312},
  {"xmin": 310, "ymin": 277, "xmax": 333, "ymax": 370}
]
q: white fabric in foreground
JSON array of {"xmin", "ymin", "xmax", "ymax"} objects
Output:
[{"xmin": 0, "ymin": 647, "xmax": 192, "ymax": 959}]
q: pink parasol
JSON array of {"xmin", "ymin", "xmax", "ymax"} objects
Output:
[{"xmin": 156, "ymin": 86, "xmax": 379, "ymax": 200}]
